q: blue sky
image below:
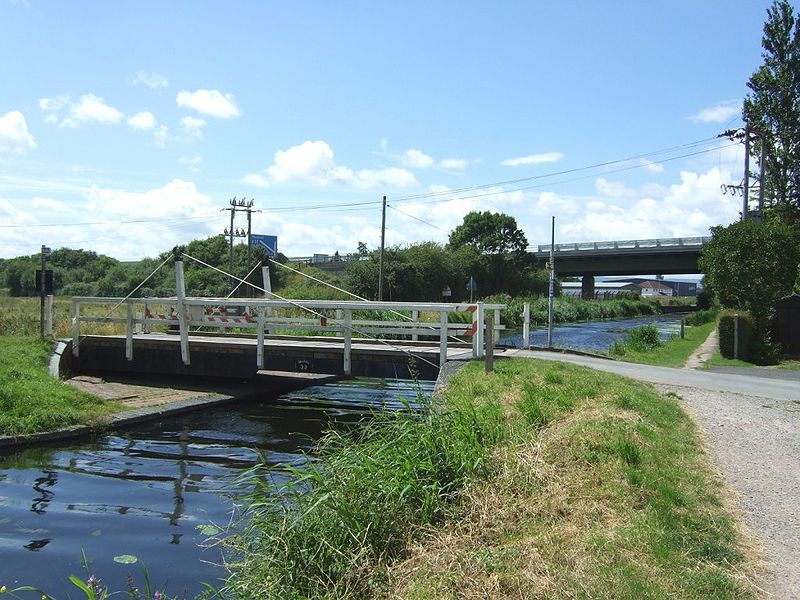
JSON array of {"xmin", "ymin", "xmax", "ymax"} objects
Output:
[{"xmin": 0, "ymin": 1, "xmax": 783, "ymax": 261}]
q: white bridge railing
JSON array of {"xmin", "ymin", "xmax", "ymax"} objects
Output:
[{"xmin": 71, "ymin": 296, "xmax": 505, "ymax": 375}]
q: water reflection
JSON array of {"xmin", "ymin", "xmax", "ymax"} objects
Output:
[
  {"xmin": 499, "ymin": 313, "xmax": 686, "ymax": 353},
  {"xmin": 0, "ymin": 377, "xmax": 432, "ymax": 597}
]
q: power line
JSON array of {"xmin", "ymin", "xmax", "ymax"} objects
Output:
[
  {"xmin": 391, "ymin": 136, "xmax": 721, "ymax": 203},
  {"xmin": 391, "ymin": 143, "xmax": 736, "ymax": 207},
  {"xmin": 387, "ymin": 204, "xmax": 448, "ymax": 232}
]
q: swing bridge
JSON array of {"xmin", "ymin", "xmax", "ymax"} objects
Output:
[{"xmin": 65, "ymin": 250, "xmax": 506, "ymax": 382}]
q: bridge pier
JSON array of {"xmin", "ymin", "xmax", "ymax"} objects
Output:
[{"xmin": 581, "ymin": 275, "xmax": 595, "ymax": 300}]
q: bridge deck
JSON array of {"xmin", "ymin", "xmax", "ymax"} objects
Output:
[{"xmin": 70, "ymin": 333, "xmax": 477, "ymax": 381}]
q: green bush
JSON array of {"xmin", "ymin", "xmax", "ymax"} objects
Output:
[
  {"xmin": 685, "ymin": 308, "xmax": 718, "ymax": 326},
  {"xmin": 718, "ymin": 311, "xmax": 753, "ymax": 360},
  {"xmin": 625, "ymin": 324, "xmax": 662, "ymax": 352}
]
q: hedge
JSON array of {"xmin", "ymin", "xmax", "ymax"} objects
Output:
[{"xmin": 718, "ymin": 311, "xmax": 753, "ymax": 360}]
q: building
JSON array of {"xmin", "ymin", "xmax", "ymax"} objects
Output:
[{"xmin": 636, "ymin": 280, "xmax": 675, "ymax": 297}]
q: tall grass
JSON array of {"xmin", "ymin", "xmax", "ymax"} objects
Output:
[
  {"xmin": 389, "ymin": 361, "xmax": 753, "ymax": 599},
  {"xmin": 483, "ymin": 293, "xmax": 659, "ymax": 328},
  {"xmin": 222, "ymin": 392, "xmax": 507, "ymax": 598},
  {"xmin": 0, "ymin": 336, "xmax": 122, "ymax": 435}
]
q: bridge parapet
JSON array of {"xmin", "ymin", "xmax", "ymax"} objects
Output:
[
  {"xmin": 537, "ymin": 236, "xmax": 711, "ymax": 253},
  {"xmin": 70, "ymin": 297, "xmax": 505, "ymax": 377}
]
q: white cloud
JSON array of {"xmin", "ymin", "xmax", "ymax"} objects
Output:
[
  {"xmin": 31, "ymin": 197, "xmax": 70, "ymax": 212},
  {"xmin": 559, "ymin": 167, "xmax": 740, "ymax": 242},
  {"xmin": 180, "ymin": 154, "xmax": 202, "ymax": 173},
  {"xmin": 501, "ymin": 152, "xmax": 564, "ymax": 167},
  {"xmin": 61, "ymin": 94, "xmax": 124, "ymax": 128},
  {"xmin": 180, "ymin": 116, "xmax": 206, "ymax": 138},
  {"xmin": 402, "ymin": 149, "xmax": 435, "ymax": 168},
  {"xmin": 0, "ymin": 111, "xmax": 36, "ymax": 154},
  {"xmin": 640, "ymin": 159, "xmax": 664, "ymax": 173},
  {"xmin": 440, "ymin": 157, "xmax": 467, "ymax": 171},
  {"xmin": 595, "ymin": 177, "xmax": 636, "ymax": 199},
  {"xmin": 250, "ymin": 140, "xmax": 418, "ymax": 189},
  {"xmin": 154, "ymin": 125, "xmax": 168, "ymax": 148},
  {"xmin": 127, "ymin": 111, "xmax": 157, "ymax": 130},
  {"xmin": 242, "ymin": 173, "xmax": 270, "ymax": 188},
  {"xmin": 39, "ymin": 95, "xmax": 69, "ymax": 112},
  {"xmin": 74, "ymin": 179, "xmax": 220, "ymax": 258},
  {"xmin": 133, "ymin": 71, "xmax": 169, "ymax": 89},
  {"xmin": 689, "ymin": 100, "xmax": 741, "ymax": 124},
  {"xmin": 176, "ymin": 89, "xmax": 240, "ymax": 119}
]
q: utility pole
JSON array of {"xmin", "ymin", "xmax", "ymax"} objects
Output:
[
  {"xmin": 758, "ymin": 136, "xmax": 766, "ymax": 217},
  {"xmin": 378, "ymin": 195, "xmax": 387, "ymax": 301},
  {"xmin": 222, "ymin": 197, "xmax": 258, "ymax": 294},
  {"xmin": 743, "ymin": 125, "xmax": 750, "ymax": 220},
  {"xmin": 547, "ymin": 216, "xmax": 555, "ymax": 348},
  {"xmin": 720, "ymin": 127, "xmax": 769, "ymax": 221}
]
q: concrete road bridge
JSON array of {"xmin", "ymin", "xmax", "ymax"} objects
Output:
[{"xmin": 533, "ymin": 236, "xmax": 710, "ymax": 298}]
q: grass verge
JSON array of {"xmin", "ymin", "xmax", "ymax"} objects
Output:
[
  {"xmin": 705, "ymin": 351, "xmax": 800, "ymax": 372},
  {"xmin": 611, "ymin": 320, "xmax": 717, "ymax": 367},
  {"xmin": 0, "ymin": 336, "xmax": 122, "ymax": 436},
  {"xmin": 223, "ymin": 358, "xmax": 754, "ymax": 599}
]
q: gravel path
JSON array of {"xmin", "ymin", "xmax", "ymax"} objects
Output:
[{"xmin": 656, "ymin": 384, "xmax": 800, "ymax": 598}]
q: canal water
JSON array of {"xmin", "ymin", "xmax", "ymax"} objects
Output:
[
  {"xmin": 498, "ymin": 312, "xmax": 687, "ymax": 352},
  {"xmin": 0, "ymin": 377, "xmax": 433, "ymax": 598}
]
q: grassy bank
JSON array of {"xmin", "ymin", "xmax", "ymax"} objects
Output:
[
  {"xmin": 0, "ymin": 336, "xmax": 121, "ymax": 436},
  {"xmin": 611, "ymin": 320, "xmax": 718, "ymax": 367},
  {"xmin": 224, "ymin": 359, "xmax": 753, "ymax": 599},
  {"xmin": 485, "ymin": 294, "xmax": 660, "ymax": 328}
]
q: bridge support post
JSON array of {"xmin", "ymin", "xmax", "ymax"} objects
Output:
[
  {"xmin": 412, "ymin": 310, "xmax": 419, "ymax": 342},
  {"xmin": 343, "ymin": 309, "xmax": 352, "ymax": 375},
  {"xmin": 439, "ymin": 310, "xmax": 448, "ymax": 367},
  {"xmin": 257, "ymin": 308, "xmax": 265, "ymax": 369},
  {"xmin": 262, "ymin": 262, "xmax": 273, "ymax": 335},
  {"xmin": 174, "ymin": 252, "xmax": 191, "ymax": 366},
  {"xmin": 581, "ymin": 275, "xmax": 595, "ymax": 300},
  {"xmin": 71, "ymin": 299, "xmax": 80, "ymax": 357},
  {"xmin": 523, "ymin": 302, "xmax": 530, "ymax": 349},
  {"xmin": 473, "ymin": 303, "xmax": 485, "ymax": 358},
  {"xmin": 125, "ymin": 302, "xmax": 134, "ymax": 361}
]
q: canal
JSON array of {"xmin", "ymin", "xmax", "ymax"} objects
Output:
[
  {"xmin": 499, "ymin": 312, "xmax": 687, "ymax": 352},
  {"xmin": 0, "ymin": 377, "xmax": 433, "ymax": 597}
]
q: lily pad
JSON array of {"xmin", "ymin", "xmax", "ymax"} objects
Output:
[
  {"xmin": 196, "ymin": 524, "xmax": 221, "ymax": 536},
  {"xmin": 113, "ymin": 554, "xmax": 138, "ymax": 564}
]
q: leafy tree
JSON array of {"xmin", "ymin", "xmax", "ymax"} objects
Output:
[
  {"xmin": 448, "ymin": 211, "xmax": 529, "ymax": 255},
  {"xmin": 743, "ymin": 0, "xmax": 800, "ymax": 208},
  {"xmin": 699, "ymin": 216, "xmax": 800, "ymax": 325}
]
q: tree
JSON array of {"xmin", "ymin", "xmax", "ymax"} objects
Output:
[
  {"xmin": 699, "ymin": 216, "xmax": 800, "ymax": 325},
  {"xmin": 743, "ymin": 0, "xmax": 800, "ymax": 208},
  {"xmin": 448, "ymin": 211, "xmax": 529, "ymax": 255}
]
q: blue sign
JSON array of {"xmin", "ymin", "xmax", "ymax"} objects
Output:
[{"xmin": 250, "ymin": 234, "xmax": 278, "ymax": 257}]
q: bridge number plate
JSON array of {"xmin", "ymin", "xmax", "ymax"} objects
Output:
[{"xmin": 295, "ymin": 359, "xmax": 311, "ymax": 372}]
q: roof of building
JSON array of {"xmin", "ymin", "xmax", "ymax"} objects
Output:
[{"xmin": 638, "ymin": 280, "xmax": 673, "ymax": 290}]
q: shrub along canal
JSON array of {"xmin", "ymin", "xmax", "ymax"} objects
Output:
[{"xmin": 0, "ymin": 377, "xmax": 433, "ymax": 597}]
